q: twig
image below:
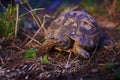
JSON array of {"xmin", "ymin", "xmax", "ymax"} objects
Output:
[
  {"xmin": 0, "ymin": 56, "xmax": 4, "ymax": 65},
  {"xmin": 19, "ymin": 8, "xmax": 45, "ymax": 18},
  {"xmin": 17, "ymin": 50, "xmax": 25, "ymax": 54},
  {"xmin": 20, "ymin": 2, "xmax": 47, "ymax": 46},
  {"xmin": 86, "ymin": 45, "xmax": 98, "ymax": 65},
  {"xmin": 62, "ymin": 5, "xmax": 79, "ymax": 14},
  {"xmin": 25, "ymin": 28, "xmax": 41, "ymax": 46},
  {"xmin": 24, "ymin": 14, "xmax": 47, "ymax": 46},
  {"xmin": 108, "ymin": 47, "xmax": 117, "ymax": 62},
  {"xmin": 65, "ymin": 52, "xmax": 72, "ymax": 68},
  {"xmin": 20, "ymin": 3, "xmax": 41, "ymax": 28},
  {"xmin": 23, "ymin": 33, "xmax": 42, "ymax": 45},
  {"xmin": 15, "ymin": 4, "xmax": 19, "ymax": 37},
  {"xmin": 36, "ymin": 14, "xmax": 49, "ymax": 35},
  {"xmin": 54, "ymin": 53, "xmax": 61, "ymax": 60},
  {"xmin": 6, "ymin": 45, "xmax": 25, "ymax": 54},
  {"xmin": 20, "ymin": 37, "xmax": 29, "ymax": 47},
  {"xmin": 0, "ymin": 46, "xmax": 4, "ymax": 64},
  {"xmin": 7, "ymin": 45, "xmax": 23, "ymax": 51},
  {"xmin": 70, "ymin": 56, "xmax": 79, "ymax": 64}
]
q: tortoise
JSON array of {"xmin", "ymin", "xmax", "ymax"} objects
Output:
[{"xmin": 43, "ymin": 11, "xmax": 101, "ymax": 58}]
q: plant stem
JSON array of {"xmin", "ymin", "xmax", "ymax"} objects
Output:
[{"xmin": 15, "ymin": 4, "xmax": 19, "ymax": 37}]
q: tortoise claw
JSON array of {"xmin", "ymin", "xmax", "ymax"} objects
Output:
[{"xmin": 76, "ymin": 47, "xmax": 90, "ymax": 59}]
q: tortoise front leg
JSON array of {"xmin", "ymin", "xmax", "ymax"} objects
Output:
[{"xmin": 72, "ymin": 42, "xmax": 90, "ymax": 58}]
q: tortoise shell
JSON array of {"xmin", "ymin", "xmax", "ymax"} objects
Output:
[{"xmin": 45, "ymin": 11, "xmax": 100, "ymax": 49}]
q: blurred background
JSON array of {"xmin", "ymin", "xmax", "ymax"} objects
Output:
[{"xmin": 0, "ymin": 0, "xmax": 120, "ymax": 26}]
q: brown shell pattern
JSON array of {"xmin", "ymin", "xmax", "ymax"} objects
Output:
[{"xmin": 45, "ymin": 11, "xmax": 100, "ymax": 47}]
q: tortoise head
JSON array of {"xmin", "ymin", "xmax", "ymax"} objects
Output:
[{"xmin": 54, "ymin": 35, "xmax": 73, "ymax": 51}]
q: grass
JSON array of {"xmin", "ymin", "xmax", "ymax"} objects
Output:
[
  {"xmin": 0, "ymin": 4, "xmax": 17, "ymax": 37},
  {"xmin": 24, "ymin": 48, "xmax": 37, "ymax": 58}
]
